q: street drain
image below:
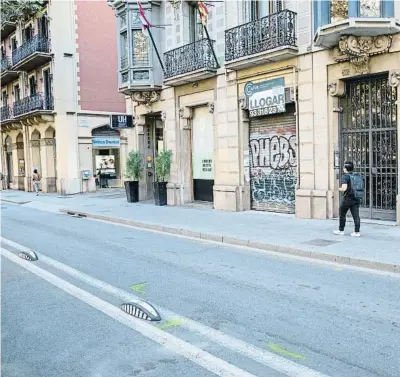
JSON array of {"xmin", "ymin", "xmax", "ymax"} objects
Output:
[
  {"xmin": 18, "ymin": 250, "xmax": 38, "ymax": 261},
  {"xmin": 120, "ymin": 301, "xmax": 161, "ymax": 322}
]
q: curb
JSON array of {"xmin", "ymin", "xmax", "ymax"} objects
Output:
[
  {"xmin": 0, "ymin": 199, "xmax": 31, "ymax": 205},
  {"xmin": 60, "ymin": 208, "xmax": 399, "ymax": 274}
]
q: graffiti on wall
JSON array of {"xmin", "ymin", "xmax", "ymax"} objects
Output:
[{"xmin": 249, "ymin": 127, "xmax": 297, "ymax": 213}]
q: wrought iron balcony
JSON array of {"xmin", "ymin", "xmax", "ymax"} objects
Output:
[
  {"xmin": 1, "ymin": 56, "xmax": 19, "ymax": 85},
  {"xmin": 0, "ymin": 106, "xmax": 12, "ymax": 122},
  {"xmin": 225, "ymin": 10, "xmax": 297, "ymax": 69},
  {"xmin": 13, "ymin": 93, "xmax": 54, "ymax": 117},
  {"xmin": 12, "ymin": 35, "xmax": 52, "ymax": 71},
  {"xmin": 164, "ymin": 38, "xmax": 219, "ymax": 86}
]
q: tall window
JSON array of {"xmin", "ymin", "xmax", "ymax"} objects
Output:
[
  {"xmin": 14, "ymin": 84, "xmax": 20, "ymax": 102},
  {"xmin": 37, "ymin": 15, "xmax": 49, "ymax": 38},
  {"xmin": 249, "ymin": 0, "xmax": 283, "ymax": 21},
  {"xmin": 11, "ymin": 37, "xmax": 17, "ymax": 51},
  {"xmin": 189, "ymin": 4, "xmax": 202, "ymax": 43},
  {"xmin": 23, "ymin": 25, "xmax": 33, "ymax": 42},
  {"xmin": 120, "ymin": 31, "xmax": 128, "ymax": 68},
  {"xmin": 2, "ymin": 91, "xmax": 7, "ymax": 107},
  {"xmin": 131, "ymin": 10, "xmax": 149, "ymax": 66},
  {"xmin": 29, "ymin": 76, "xmax": 37, "ymax": 96}
]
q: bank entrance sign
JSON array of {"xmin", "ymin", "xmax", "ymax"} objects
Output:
[{"xmin": 244, "ymin": 77, "xmax": 286, "ymax": 118}]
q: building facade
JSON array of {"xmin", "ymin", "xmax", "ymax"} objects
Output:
[
  {"xmin": 111, "ymin": 0, "xmax": 400, "ymax": 223},
  {"xmin": 1, "ymin": 0, "xmax": 127, "ymax": 195}
]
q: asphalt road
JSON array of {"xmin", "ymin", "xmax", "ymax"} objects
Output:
[{"xmin": 1, "ymin": 203, "xmax": 399, "ymax": 377}]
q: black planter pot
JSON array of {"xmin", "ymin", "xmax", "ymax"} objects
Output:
[
  {"xmin": 124, "ymin": 181, "xmax": 139, "ymax": 203},
  {"xmin": 154, "ymin": 181, "xmax": 167, "ymax": 206}
]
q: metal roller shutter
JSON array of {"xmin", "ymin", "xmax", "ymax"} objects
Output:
[{"xmin": 249, "ymin": 104, "xmax": 297, "ymax": 213}]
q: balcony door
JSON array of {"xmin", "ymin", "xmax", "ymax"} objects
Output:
[
  {"xmin": 22, "ymin": 25, "xmax": 33, "ymax": 43},
  {"xmin": 37, "ymin": 15, "xmax": 49, "ymax": 39},
  {"xmin": 14, "ymin": 84, "xmax": 20, "ymax": 102},
  {"xmin": 189, "ymin": 3, "xmax": 203, "ymax": 43},
  {"xmin": 43, "ymin": 69, "xmax": 52, "ymax": 109}
]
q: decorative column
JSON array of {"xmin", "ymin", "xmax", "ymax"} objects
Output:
[
  {"xmin": 389, "ymin": 69, "xmax": 400, "ymax": 224},
  {"xmin": 179, "ymin": 106, "xmax": 193, "ymax": 204},
  {"xmin": 40, "ymin": 138, "xmax": 56, "ymax": 192},
  {"xmin": 12, "ymin": 140, "xmax": 25, "ymax": 190}
]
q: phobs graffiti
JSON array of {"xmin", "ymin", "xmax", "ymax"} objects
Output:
[{"xmin": 249, "ymin": 127, "xmax": 297, "ymax": 213}]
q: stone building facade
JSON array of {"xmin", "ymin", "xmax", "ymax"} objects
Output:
[
  {"xmin": 111, "ymin": 0, "xmax": 400, "ymax": 223},
  {"xmin": 1, "ymin": 1, "xmax": 126, "ymax": 194}
]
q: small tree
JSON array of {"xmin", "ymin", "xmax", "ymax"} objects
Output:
[
  {"xmin": 155, "ymin": 150, "xmax": 172, "ymax": 182},
  {"xmin": 0, "ymin": 1, "xmax": 47, "ymax": 22},
  {"xmin": 125, "ymin": 151, "xmax": 143, "ymax": 181}
]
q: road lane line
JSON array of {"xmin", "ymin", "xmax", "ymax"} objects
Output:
[
  {"xmin": 1, "ymin": 247, "xmax": 259, "ymax": 377},
  {"xmin": 1, "ymin": 236, "xmax": 332, "ymax": 377}
]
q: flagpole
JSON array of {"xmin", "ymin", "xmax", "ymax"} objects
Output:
[
  {"xmin": 146, "ymin": 27, "xmax": 165, "ymax": 73},
  {"xmin": 197, "ymin": 6, "xmax": 220, "ymax": 69}
]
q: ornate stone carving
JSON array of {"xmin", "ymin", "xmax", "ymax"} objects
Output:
[
  {"xmin": 135, "ymin": 114, "xmax": 146, "ymax": 127},
  {"xmin": 327, "ymin": 80, "xmax": 345, "ymax": 97},
  {"xmin": 40, "ymin": 138, "xmax": 55, "ymax": 146},
  {"xmin": 208, "ymin": 102, "xmax": 214, "ymax": 114},
  {"xmin": 335, "ymin": 35, "xmax": 392, "ymax": 75},
  {"xmin": 131, "ymin": 91, "xmax": 161, "ymax": 106},
  {"xmin": 389, "ymin": 70, "xmax": 400, "ymax": 88},
  {"xmin": 161, "ymin": 110, "xmax": 167, "ymax": 121},
  {"xmin": 30, "ymin": 140, "xmax": 40, "ymax": 147},
  {"xmin": 12, "ymin": 142, "xmax": 24, "ymax": 150},
  {"xmin": 179, "ymin": 107, "xmax": 192, "ymax": 119},
  {"xmin": 239, "ymin": 96, "xmax": 247, "ymax": 110}
]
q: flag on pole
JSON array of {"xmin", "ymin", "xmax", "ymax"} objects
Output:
[
  {"xmin": 137, "ymin": 1, "xmax": 151, "ymax": 33},
  {"xmin": 197, "ymin": 1, "xmax": 208, "ymax": 26}
]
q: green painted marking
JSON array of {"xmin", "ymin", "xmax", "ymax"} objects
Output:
[
  {"xmin": 333, "ymin": 267, "xmax": 344, "ymax": 271},
  {"xmin": 268, "ymin": 343, "xmax": 306, "ymax": 360},
  {"xmin": 158, "ymin": 319, "xmax": 184, "ymax": 330},
  {"xmin": 130, "ymin": 282, "xmax": 148, "ymax": 294}
]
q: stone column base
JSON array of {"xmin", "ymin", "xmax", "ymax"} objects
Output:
[
  {"xmin": 167, "ymin": 183, "xmax": 181, "ymax": 206},
  {"xmin": 213, "ymin": 185, "xmax": 250, "ymax": 212},
  {"xmin": 296, "ymin": 189, "xmax": 334, "ymax": 219},
  {"xmin": 57, "ymin": 178, "xmax": 81, "ymax": 195}
]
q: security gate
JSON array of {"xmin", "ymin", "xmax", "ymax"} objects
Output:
[{"xmin": 340, "ymin": 75, "xmax": 398, "ymax": 221}]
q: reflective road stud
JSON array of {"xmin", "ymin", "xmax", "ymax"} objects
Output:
[
  {"xmin": 120, "ymin": 301, "xmax": 161, "ymax": 322},
  {"xmin": 18, "ymin": 250, "xmax": 38, "ymax": 261}
]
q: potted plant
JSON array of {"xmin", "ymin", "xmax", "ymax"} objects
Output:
[
  {"xmin": 154, "ymin": 149, "xmax": 172, "ymax": 206},
  {"xmin": 124, "ymin": 151, "xmax": 142, "ymax": 203}
]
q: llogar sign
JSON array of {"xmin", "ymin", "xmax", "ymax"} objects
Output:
[{"xmin": 244, "ymin": 78, "xmax": 286, "ymax": 118}]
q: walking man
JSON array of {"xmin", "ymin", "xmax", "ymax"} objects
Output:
[
  {"xmin": 32, "ymin": 169, "xmax": 41, "ymax": 196},
  {"xmin": 333, "ymin": 161, "xmax": 362, "ymax": 237}
]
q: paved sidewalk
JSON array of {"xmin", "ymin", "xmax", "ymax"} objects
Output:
[{"xmin": 2, "ymin": 189, "xmax": 399, "ymax": 273}]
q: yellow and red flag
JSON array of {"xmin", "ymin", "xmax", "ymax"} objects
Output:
[{"xmin": 197, "ymin": 1, "xmax": 208, "ymax": 26}]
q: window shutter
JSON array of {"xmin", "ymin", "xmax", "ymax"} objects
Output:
[
  {"xmin": 348, "ymin": 0, "xmax": 360, "ymax": 17},
  {"xmin": 313, "ymin": 0, "xmax": 331, "ymax": 34},
  {"xmin": 382, "ymin": 0, "xmax": 394, "ymax": 17}
]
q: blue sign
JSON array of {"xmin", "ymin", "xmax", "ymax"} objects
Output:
[{"xmin": 92, "ymin": 137, "xmax": 120, "ymax": 148}]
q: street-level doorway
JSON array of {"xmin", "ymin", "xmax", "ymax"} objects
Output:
[
  {"xmin": 144, "ymin": 115, "xmax": 164, "ymax": 200},
  {"xmin": 192, "ymin": 106, "xmax": 214, "ymax": 202},
  {"xmin": 91, "ymin": 125, "xmax": 121, "ymax": 188},
  {"xmin": 340, "ymin": 74, "xmax": 398, "ymax": 221},
  {"xmin": 5, "ymin": 135, "xmax": 12, "ymax": 187},
  {"xmin": 249, "ymin": 104, "xmax": 297, "ymax": 214}
]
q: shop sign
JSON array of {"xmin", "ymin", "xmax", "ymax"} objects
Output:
[
  {"xmin": 110, "ymin": 114, "xmax": 134, "ymax": 129},
  {"xmin": 92, "ymin": 137, "xmax": 120, "ymax": 148},
  {"xmin": 244, "ymin": 77, "xmax": 286, "ymax": 118}
]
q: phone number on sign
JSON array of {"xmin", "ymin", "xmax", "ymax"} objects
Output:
[{"xmin": 249, "ymin": 105, "xmax": 285, "ymax": 117}]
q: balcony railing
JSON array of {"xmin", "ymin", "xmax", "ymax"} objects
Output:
[
  {"xmin": 225, "ymin": 9, "xmax": 297, "ymax": 62},
  {"xmin": 13, "ymin": 93, "xmax": 54, "ymax": 117},
  {"xmin": 1, "ymin": 57, "xmax": 12, "ymax": 71},
  {"xmin": 164, "ymin": 38, "xmax": 219, "ymax": 79},
  {"xmin": 12, "ymin": 34, "xmax": 51, "ymax": 66},
  {"xmin": 0, "ymin": 105, "xmax": 12, "ymax": 121}
]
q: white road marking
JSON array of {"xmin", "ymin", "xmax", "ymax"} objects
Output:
[
  {"xmin": 1, "ymin": 236, "xmax": 331, "ymax": 377},
  {"xmin": 1, "ymin": 247, "xmax": 258, "ymax": 377}
]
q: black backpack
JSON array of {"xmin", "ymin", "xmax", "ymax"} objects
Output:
[{"xmin": 349, "ymin": 173, "xmax": 364, "ymax": 201}]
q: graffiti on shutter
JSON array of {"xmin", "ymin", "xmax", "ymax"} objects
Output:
[{"xmin": 249, "ymin": 112, "xmax": 297, "ymax": 213}]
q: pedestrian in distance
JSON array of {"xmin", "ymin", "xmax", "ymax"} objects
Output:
[
  {"xmin": 333, "ymin": 161, "xmax": 364, "ymax": 237},
  {"xmin": 32, "ymin": 169, "xmax": 41, "ymax": 196}
]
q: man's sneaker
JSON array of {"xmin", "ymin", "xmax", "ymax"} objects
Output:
[
  {"xmin": 333, "ymin": 230, "xmax": 344, "ymax": 236},
  {"xmin": 351, "ymin": 232, "xmax": 361, "ymax": 237}
]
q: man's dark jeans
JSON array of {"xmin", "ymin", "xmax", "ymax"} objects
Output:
[{"xmin": 339, "ymin": 198, "xmax": 360, "ymax": 232}]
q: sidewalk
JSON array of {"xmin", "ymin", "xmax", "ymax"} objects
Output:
[{"xmin": 2, "ymin": 189, "xmax": 399, "ymax": 273}]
